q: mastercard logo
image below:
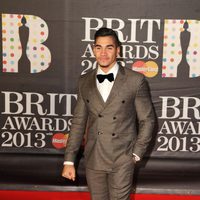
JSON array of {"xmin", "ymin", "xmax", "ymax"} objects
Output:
[
  {"xmin": 52, "ymin": 133, "xmax": 69, "ymax": 149},
  {"xmin": 132, "ymin": 61, "xmax": 158, "ymax": 78}
]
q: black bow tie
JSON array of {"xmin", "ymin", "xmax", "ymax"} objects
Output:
[{"xmin": 97, "ymin": 73, "xmax": 114, "ymax": 83}]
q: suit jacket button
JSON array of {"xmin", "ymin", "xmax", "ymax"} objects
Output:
[
  {"xmin": 122, "ymin": 100, "xmax": 125, "ymax": 103},
  {"xmin": 98, "ymin": 114, "xmax": 103, "ymax": 118},
  {"xmin": 113, "ymin": 117, "xmax": 116, "ymax": 120},
  {"xmin": 112, "ymin": 133, "xmax": 116, "ymax": 136},
  {"xmin": 86, "ymin": 99, "xmax": 89, "ymax": 103}
]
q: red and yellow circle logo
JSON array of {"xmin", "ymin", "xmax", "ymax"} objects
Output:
[
  {"xmin": 132, "ymin": 61, "xmax": 158, "ymax": 78},
  {"xmin": 52, "ymin": 133, "xmax": 69, "ymax": 149}
]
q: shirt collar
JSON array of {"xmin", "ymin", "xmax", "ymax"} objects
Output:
[{"xmin": 97, "ymin": 62, "xmax": 119, "ymax": 80}]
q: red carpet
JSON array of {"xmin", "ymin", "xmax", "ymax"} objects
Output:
[{"xmin": 0, "ymin": 191, "xmax": 200, "ymax": 200}]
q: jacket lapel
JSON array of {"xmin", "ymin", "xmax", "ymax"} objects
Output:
[
  {"xmin": 105, "ymin": 65, "xmax": 126, "ymax": 107},
  {"xmin": 88, "ymin": 68, "xmax": 106, "ymax": 109}
]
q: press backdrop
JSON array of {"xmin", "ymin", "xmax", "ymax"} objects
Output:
[{"xmin": 0, "ymin": 0, "xmax": 200, "ymax": 193}]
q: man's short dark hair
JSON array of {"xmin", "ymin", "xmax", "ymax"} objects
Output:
[{"xmin": 94, "ymin": 27, "xmax": 121, "ymax": 47}]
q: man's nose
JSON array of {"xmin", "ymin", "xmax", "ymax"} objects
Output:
[{"xmin": 100, "ymin": 48, "xmax": 107, "ymax": 55}]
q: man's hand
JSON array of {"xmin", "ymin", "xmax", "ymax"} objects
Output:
[{"xmin": 62, "ymin": 165, "xmax": 76, "ymax": 181}]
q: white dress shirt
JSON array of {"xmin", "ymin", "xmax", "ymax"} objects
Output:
[{"xmin": 96, "ymin": 63, "xmax": 119, "ymax": 102}]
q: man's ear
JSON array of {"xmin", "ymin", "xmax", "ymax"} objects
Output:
[{"xmin": 117, "ymin": 46, "xmax": 120, "ymax": 56}]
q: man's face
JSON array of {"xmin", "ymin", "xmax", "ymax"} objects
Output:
[{"xmin": 93, "ymin": 36, "xmax": 120, "ymax": 71}]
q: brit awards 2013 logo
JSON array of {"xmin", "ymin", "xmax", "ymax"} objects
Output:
[{"xmin": 2, "ymin": 13, "xmax": 51, "ymax": 73}]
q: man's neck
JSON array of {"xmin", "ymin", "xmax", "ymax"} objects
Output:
[{"xmin": 99, "ymin": 62, "xmax": 116, "ymax": 73}]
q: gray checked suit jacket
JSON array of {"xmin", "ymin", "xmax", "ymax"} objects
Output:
[{"xmin": 64, "ymin": 65, "xmax": 155, "ymax": 171}]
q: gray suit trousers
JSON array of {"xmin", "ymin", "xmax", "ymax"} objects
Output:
[{"xmin": 86, "ymin": 157, "xmax": 135, "ymax": 200}]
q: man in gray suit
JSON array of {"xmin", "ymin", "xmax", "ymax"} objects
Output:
[{"xmin": 62, "ymin": 27, "xmax": 155, "ymax": 200}]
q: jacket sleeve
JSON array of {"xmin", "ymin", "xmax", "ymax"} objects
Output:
[
  {"xmin": 133, "ymin": 77, "xmax": 155, "ymax": 159},
  {"xmin": 64, "ymin": 77, "xmax": 88, "ymax": 162}
]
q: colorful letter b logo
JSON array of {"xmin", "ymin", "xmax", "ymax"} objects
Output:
[{"xmin": 2, "ymin": 13, "xmax": 51, "ymax": 73}]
